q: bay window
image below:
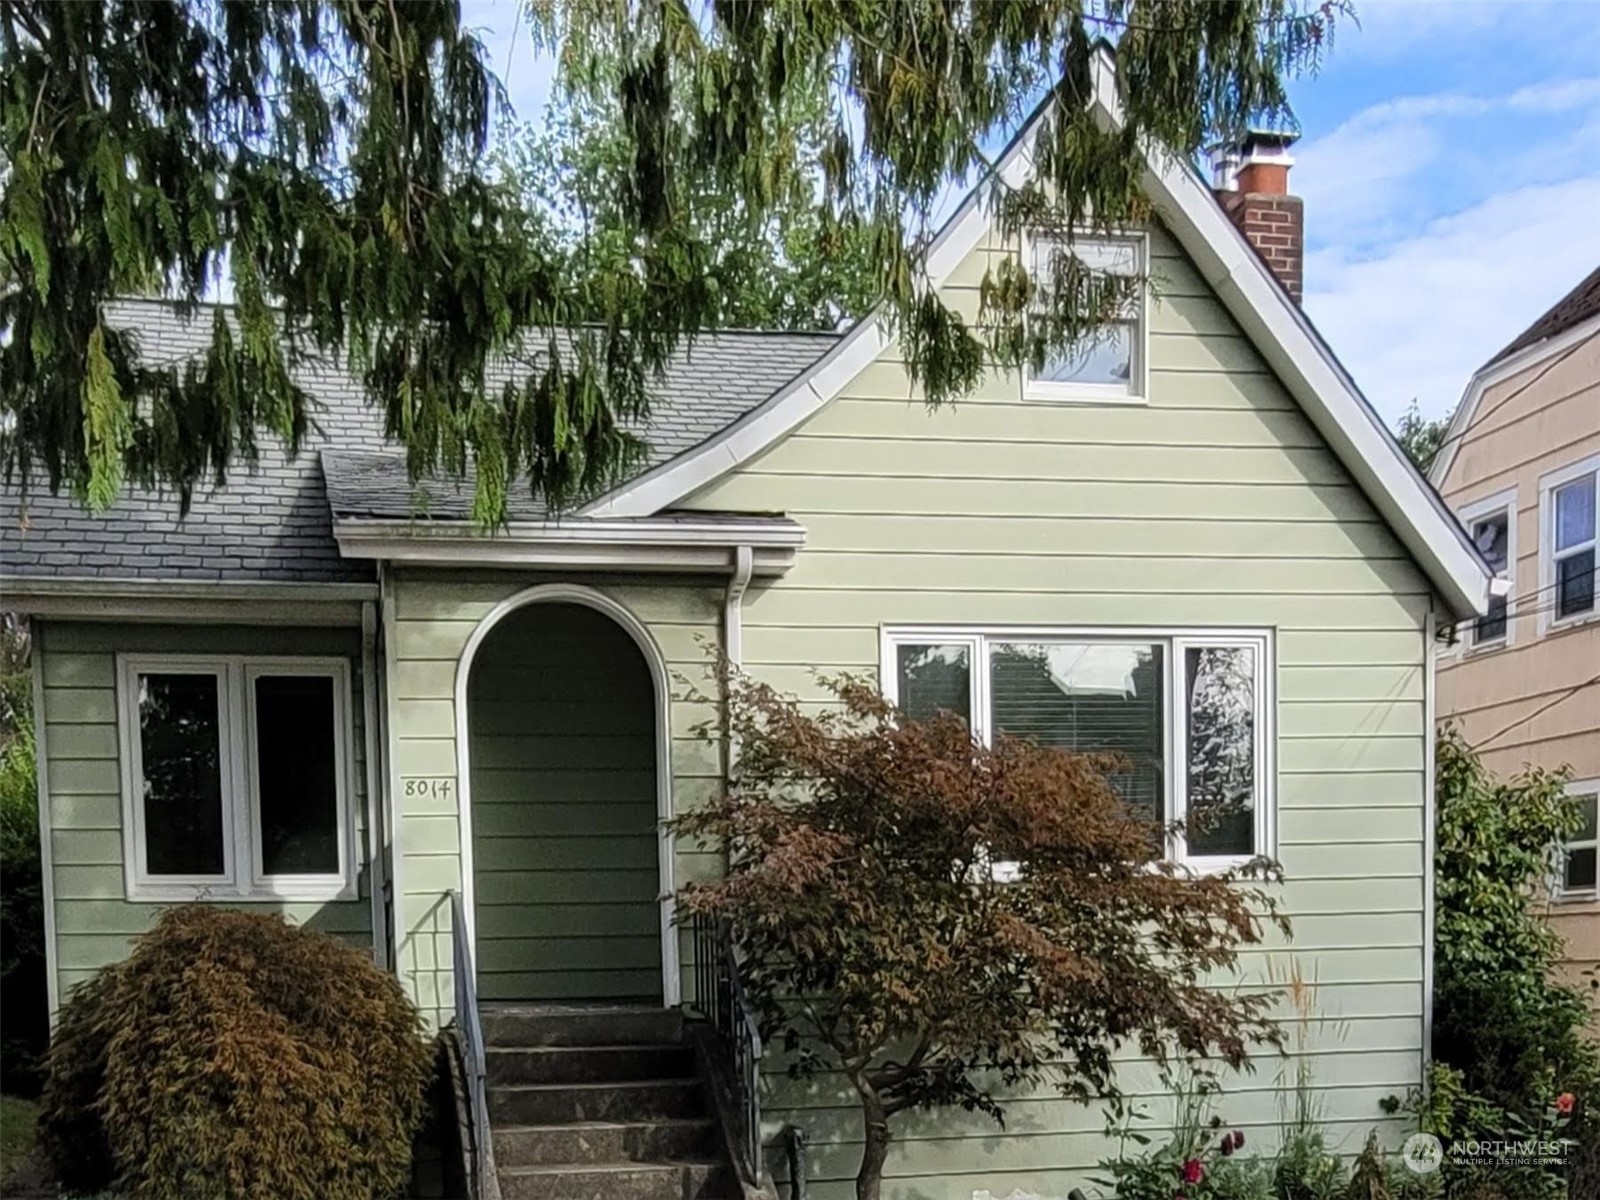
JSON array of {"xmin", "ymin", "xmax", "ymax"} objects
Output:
[
  {"xmin": 882, "ymin": 628, "xmax": 1273, "ymax": 867},
  {"xmin": 117, "ymin": 655, "xmax": 355, "ymax": 900}
]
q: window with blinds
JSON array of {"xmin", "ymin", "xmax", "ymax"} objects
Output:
[{"xmin": 882, "ymin": 629, "xmax": 1272, "ymax": 867}]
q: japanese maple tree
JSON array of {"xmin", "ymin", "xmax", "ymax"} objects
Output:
[{"xmin": 676, "ymin": 671, "xmax": 1288, "ymax": 1200}]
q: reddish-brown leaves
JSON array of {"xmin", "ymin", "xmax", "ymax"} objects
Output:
[
  {"xmin": 38, "ymin": 905, "xmax": 432, "ymax": 1200},
  {"xmin": 675, "ymin": 669, "xmax": 1287, "ymax": 1146}
]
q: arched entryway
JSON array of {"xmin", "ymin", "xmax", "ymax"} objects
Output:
[{"xmin": 458, "ymin": 588, "xmax": 670, "ymax": 1004}]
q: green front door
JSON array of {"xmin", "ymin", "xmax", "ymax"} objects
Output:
[{"xmin": 467, "ymin": 602, "xmax": 662, "ymax": 1002}]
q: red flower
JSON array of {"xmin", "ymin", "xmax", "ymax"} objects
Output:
[
  {"xmin": 1556, "ymin": 1092, "xmax": 1576, "ymax": 1115},
  {"xmin": 1182, "ymin": 1158, "xmax": 1205, "ymax": 1185}
]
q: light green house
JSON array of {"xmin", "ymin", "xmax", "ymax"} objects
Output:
[{"xmin": 3, "ymin": 57, "xmax": 1492, "ymax": 1200}]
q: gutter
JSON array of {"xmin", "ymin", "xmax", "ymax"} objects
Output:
[
  {"xmin": 723, "ymin": 546, "xmax": 754, "ymax": 780},
  {"xmin": 2, "ymin": 578, "xmax": 376, "ymax": 625}
]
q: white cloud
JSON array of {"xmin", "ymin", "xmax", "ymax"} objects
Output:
[
  {"xmin": 1305, "ymin": 175, "xmax": 1600, "ymax": 422},
  {"xmin": 1293, "ymin": 75, "xmax": 1600, "ymax": 245}
]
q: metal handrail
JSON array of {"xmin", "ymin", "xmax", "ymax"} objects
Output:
[
  {"xmin": 449, "ymin": 890, "xmax": 493, "ymax": 1200},
  {"xmin": 687, "ymin": 912, "xmax": 765, "ymax": 1185}
]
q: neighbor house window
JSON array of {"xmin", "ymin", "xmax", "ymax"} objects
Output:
[
  {"xmin": 1024, "ymin": 233, "xmax": 1146, "ymax": 403},
  {"xmin": 1540, "ymin": 456, "xmax": 1598, "ymax": 629},
  {"xmin": 1457, "ymin": 488, "xmax": 1516, "ymax": 648},
  {"xmin": 1561, "ymin": 781, "xmax": 1598, "ymax": 900},
  {"xmin": 882, "ymin": 628, "xmax": 1273, "ymax": 867},
  {"xmin": 117, "ymin": 656, "xmax": 355, "ymax": 900}
]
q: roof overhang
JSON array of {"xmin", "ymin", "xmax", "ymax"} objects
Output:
[
  {"xmin": 332, "ymin": 515, "xmax": 805, "ymax": 575},
  {"xmin": 1429, "ymin": 309, "xmax": 1600, "ymax": 489},
  {"xmin": 2, "ymin": 578, "xmax": 376, "ymax": 625},
  {"xmin": 579, "ymin": 48, "xmax": 1495, "ymax": 621}
]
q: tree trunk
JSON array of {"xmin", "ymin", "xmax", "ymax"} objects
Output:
[{"xmin": 851, "ymin": 1073, "xmax": 891, "ymax": 1200}]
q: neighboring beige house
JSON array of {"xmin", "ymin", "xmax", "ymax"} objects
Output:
[{"xmin": 1431, "ymin": 266, "xmax": 1600, "ymax": 1008}]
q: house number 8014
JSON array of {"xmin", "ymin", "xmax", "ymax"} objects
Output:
[{"xmin": 402, "ymin": 777, "xmax": 455, "ymax": 801}]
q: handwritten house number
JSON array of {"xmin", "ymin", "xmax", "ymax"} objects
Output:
[{"xmin": 403, "ymin": 777, "xmax": 455, "ymax": 802}]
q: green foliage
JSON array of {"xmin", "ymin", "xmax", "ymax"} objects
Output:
[
  {"xmin": 496, "ymin": 78, "xmax": 878, "ymax": 331},
  {"xmin": 0, "ymin": 616, "xmax": 45, "ymax": 1096},
  {"xmin": 5, "ymin": 0, "xmax": 1345, "ymax": 520},
  {"xmin": 38, "ymin": 905, "xmax": 432, "ymax": 1200},
  {"xmin": 676, "ymin": 670, "xmax": 1288, "ymax": 1200},
  {"xmin": 1420, "ymin": 728, "xmax": 1600, "ymax": 1200},
  {"xmin": 1393, "ymin": 401, "xmax": 1450, "ymax": 473}
]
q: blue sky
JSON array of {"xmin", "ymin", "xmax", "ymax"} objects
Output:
[{"xmin": 461, "ymin": 0, "xmax": 1600, "ymax": 428}]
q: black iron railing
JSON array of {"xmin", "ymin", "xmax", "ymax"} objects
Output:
[{"xmin": 687, "ymin": 912, "xmax": 764, "ymax": 1184}]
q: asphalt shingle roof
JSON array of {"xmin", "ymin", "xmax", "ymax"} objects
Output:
[
  {"xmin": 1488, "ymin": 264, "xmax": 1600, "ymax": 367},
  {"xmin": 0, "ymin": 300, "xmax": 836, "ymax": 582}
]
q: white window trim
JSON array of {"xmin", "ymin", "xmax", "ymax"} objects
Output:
[
  {"xmin": 879, "ymin": 625, "xmax": 1276, "ymax": 871},
  {"xmin": 116, "ymin": 654, "xmax": 358, "ymax": 902},
  {"xmin": 1455, "ymin": 487, "xmax": 1518, "ymax": 653},
  {"xmin": 1538, "ymin": 453, "xmax": 1600, "ymax": 635},
  {"xmin": 1558, "ymin": 778, "xmax": 1599, "ymax": 904},
  {"xmin": 1020, "ymin": 230, "xmax": 1149, "ymax": 406}
]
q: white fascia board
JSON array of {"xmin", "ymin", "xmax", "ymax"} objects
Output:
[
  {"xmin": 332, "ymin": 517, "xmax": 804, "ymax": 575},
  {"xmin": 1429, "ymin": 310, "xmax": 1600, "ymax": 489},
  {"xmin": 1, "ymin": 577, "xmax": 376, "ymax": 625}
]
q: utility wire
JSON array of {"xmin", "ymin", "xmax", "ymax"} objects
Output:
[
  {"xmin": 1423, "ymin": 340, "xmax": 1588, "ymax": 471},
  {"xmin": 1471, "ymin": 671, "xmax": 1600, "ymax": 751}
]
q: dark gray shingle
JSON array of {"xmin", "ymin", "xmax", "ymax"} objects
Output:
[{"xmin": 1, "ymin": 300, "xmax": 836, "ymax": 582}]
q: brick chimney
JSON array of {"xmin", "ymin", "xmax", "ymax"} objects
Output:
[{"xmin": 1213, "ymin": 130, "xmax": 1304, "ymax": 304}]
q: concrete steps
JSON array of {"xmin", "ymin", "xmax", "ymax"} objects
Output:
[{"xmin": 482, "ymin": 1006, "xmax": 735, "ymax": 1200}]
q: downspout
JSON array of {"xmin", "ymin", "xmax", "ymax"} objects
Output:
[
  {"xmin": 379, "ymin": 562, "xmax": 404, "ymax": 976},
  {"xmin": 32, "ymin": 624, "xmax": 59, "ymax": 1023},
  {"xmin": 362, "ymin": 599, "xmax": 389, "ymax": 969},
  {"xmin": 1421, "ymin": 608, "xmax": 1439, "ymax": 1079},
  {"xmin": 723, "ymin": 546, "xmax": 754, "ymax": 778}
]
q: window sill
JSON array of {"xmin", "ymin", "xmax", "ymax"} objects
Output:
[
  {"xmin": 1544, "ymin": 610, "xmax": 1600, "ymax": 637},
  {"xmin": 125, "ymin": 881, "xmax": 358, "ymax": 904},
  {"xmin": 1024, "ymin": 383, "xmax": 1147, "ymax": 406}
]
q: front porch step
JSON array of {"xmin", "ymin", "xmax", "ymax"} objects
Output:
[
  {"xmin": 489, "ymin": 1079, "xmax": 706, "ymax": 1126},
  {"xmin": 487, "ymin": 1043, "xmax": 695, "ymax": 1087},
  {"xmin": 497, "ymin": 1159, "xmax": 733, "ymax": 1200},
  {"xmin": 493, "ymin": 1119, "xmax": 719, "ymax": 1167},
  {"xmin": 482, "ymin": 1005, "xmax": 685, "ymax": 1049}
]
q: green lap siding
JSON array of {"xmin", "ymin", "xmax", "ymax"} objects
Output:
[
  {"xmin": 387, "ymin": 574, "xmax": 723, "ymax": 1027},
  {"xmin": 467, "ymin": 603, "xmax": 661, "ymax": 1002},
  {"xmin": 679, "ymin": 221, "xmax": 1434, "ymax": 1197},
  {"xmin": 36, "ymin": 622, "xmax": 376, "ymax": 1011}
]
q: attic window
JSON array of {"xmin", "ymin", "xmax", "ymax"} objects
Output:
[
  {"xmin": 1539, "ymin": 455, "xmax": 1599, "ymax": 631},
  {"xmin": 1023, "ymin": 234, "xmax": 1146, "ymax": 404}
]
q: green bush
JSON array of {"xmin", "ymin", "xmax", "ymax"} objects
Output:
[
  {"xmin": 1420, "ymin": 728, "xmax": 1600, "ymax": 1200},
  {"xmin": 0, "ymin": 655, "xmax": 47, "ymax": 1095},
  {"xmin": 39, "ymin": 905, "xmax": 432, "ymax": 1200}
]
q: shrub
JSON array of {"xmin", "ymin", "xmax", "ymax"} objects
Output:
[
  {"xmin": 0, "ymin": 622, "xmax": 47, "ymax": 1094},
  {"xmin": 1425, "ymin": 729, "xmax": 1600, "ymax": 1200},
  {"xmin": 39, "ymin": 905, "xmax": 431, "ymax": 1200}
]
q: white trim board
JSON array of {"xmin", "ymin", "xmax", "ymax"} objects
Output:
[
  {"xmin": 579, "ymin": 48, "xmax": 1494, "ymax": 621},
  {"xmin": 1429, "ymin": 310, "xmax": 1600, "ymax": 491}
]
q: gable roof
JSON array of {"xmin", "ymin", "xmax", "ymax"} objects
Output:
[
  {"xmin": 0, "ymin": 299, "xmax": 835, "ymax": 584},
  {"xmin": 1428, "ymin": 271, "xmax": 1600, "ymax": 490},
  {"xmin": 1488, "ymin": 265, "xmax": 1600, "ymax": 367},
  {"xmin": 578, "ymin": 49, "xmax": 1494, "ymax": 620}
]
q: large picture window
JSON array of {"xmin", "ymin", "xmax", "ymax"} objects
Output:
[
  {"xmin": 882, "ymin": 628, "xmax": 1273, "ymax": 867},
  {"xmin": 117, "ymin": 656, "xmax": 355, "ymax": 900}
]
